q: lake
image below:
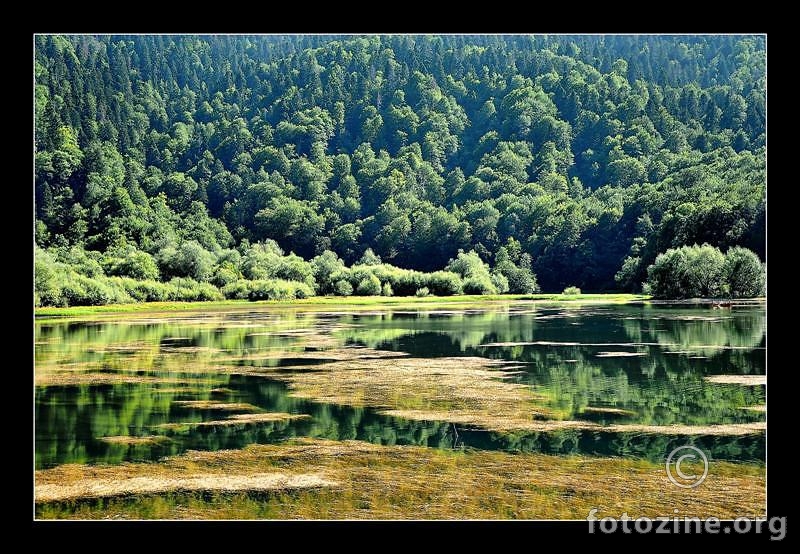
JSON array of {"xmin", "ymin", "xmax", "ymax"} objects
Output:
[{"xmin": 35, "ymin": 300, "xmax": 765, "ymax": 471}]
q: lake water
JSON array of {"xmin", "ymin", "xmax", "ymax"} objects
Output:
[{"xmin": 35, "ymin": 302, "xmax": 765, "ymax": 469}]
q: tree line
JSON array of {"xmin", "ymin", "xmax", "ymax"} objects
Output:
[
  {"xmin": 35, "ymin": 241, "xmax": 538, "ymax": 306},
  {"xmin": 645, "ymin": 244, "xmax": 764, "ymax": 299},
  {"xmin": 34, "ymin": 35, "xmax": 765, "ymax": 305}
]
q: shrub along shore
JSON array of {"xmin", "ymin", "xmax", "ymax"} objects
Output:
[
  {"xmin": 35, "ymin": 241, "xmax": 539, "ymax": 307},
  {"xmin": 35, "ymin": 238, "xmax": 763, "ymax": 308}
]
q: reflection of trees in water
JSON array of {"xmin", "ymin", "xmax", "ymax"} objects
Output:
[
  {"xmin": 36, "ymin": 381, "xmax": 227, "ymax": 468},
  {"xmin": 621, "ymin": 308, "xmax": 765, "ymax": 356},
  {"xmin": 36, "ymin": 374, "xmax": 766, "ymax": 465},
  {"xmin": 35, "ymin": 305, "xmax": 766, "ymax": 467},
  {"xmin": 36, "ymin": 315, "xmax": 315, "ymax": 366},
  {"xmin": 507, "ymin": 356, "xmax": 765, "ymax": 426},
  {"xmin": 467, "ymin": 429, "xmax": 764, "ymax": 462},
  {"xmin": 337, "ymin": 309, "xmax": 540, "ymax": 352},
  {"xmin": 35, "ymin": 372, "xmax": 460, "ymax": 468},
  {"xmin": 339, "ymin": 307, "xmax": 766, "ymax": 426},
  {"xmin": 343, "ymin": 307, "xmax": 765, "ymax": 374}
]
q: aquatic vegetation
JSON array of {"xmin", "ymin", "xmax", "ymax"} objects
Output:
[
  {"xmin": 36, "ymin": 372, "xmax": 169, "ymax": 386},
  {"xmin": 34, "ymin": 300, "xmax": 766, "ymax": 518},
  {"xmin": 35, "ymin": 438, "xmax": 765, "ymax": 519},
  {"xmin": 581, "ymin": 406, "xmax": 637, "ymax": 416},
  {"xmin": 271, "ymin": 355, "xmax": 553, "ymax": 429},
  {"xmin": 37, "ymin": 471, "xmax": 335, "ymax": 503},
  {"xmin": 171, "ymin": 401, "xmax": 262, "ymax": 412},
  {"xmin": 157, "ymin": 413, "xmax": 311, "ymax": 429},
  {"xmin": 705, "ymin": 375, "xmax": 766, "ymax": 386},
  {"xmin": 98, "ymin": 435, "xmax": 172, "ymax": 446}
]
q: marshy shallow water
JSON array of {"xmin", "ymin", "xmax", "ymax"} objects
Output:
[{"xmin": 35, "ymin": 301, "xmax": 766, "ymax": 469}]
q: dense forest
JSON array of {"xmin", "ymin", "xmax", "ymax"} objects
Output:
[{"xmin": 34, "ymin": 35, "xmax": 766, "ymax": 305}]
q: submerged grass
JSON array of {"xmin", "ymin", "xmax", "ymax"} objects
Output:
[
  {"xmin": 156, "ymin": 413, "xmax": 310, "ymax": 429},
  {"xmin": 97, "ymin": 435, "xmax": 172, "ymax": 446},
  {"xmin": 271, "ymin": 355, "xmax": 554, "ymax": 428},
  {"xmin": 171, "ymin": 401, "xmax": 262, "ymax": 412},
  {"xmin": 35, "ymin": 320, "xmax": 764, "ymax": 438},
  {"xmin": 580, "ymin": 406, "xmax": 637, "ymax": 416},
  {"xmin": 35, "ymin": 372, "xmax": 166, "ymax": 386},
  {"xmin": 705, "ymin": 375, "xmax": 766, "ymax": 386},
  {"xmin": 37, "ymin": 473, "xmax": 335, "ymax": 503},
  {"xmin": 34, "ymin": 299, "xmax": 765, "ymax": 519},
  {"xmin": 35, "ymin": 438, "xmax": 765, "ymax": 519},
  {"xmin": 595, "ymin": 351, "xmax": 648, "ymax": 357},
  {"xmin": 35, "ymin": 371, "xmax": 223, "ymax": 387},
  {"xmin": 271, "ymin": 353, "xmax": 765, "ymax": 435}
]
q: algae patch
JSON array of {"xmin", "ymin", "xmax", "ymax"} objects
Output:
[
  {"xmin": 37, "ymin": 473, "xmax": 335, "ymax": 503},
  {"xmin": 171, "ymin": 400, "xmax": 262, "ymax": 412},
  {"xmin": 156, "ymin": 413, "xmax": 310, "ymax": 429},
  {"xmin": 705, "ymin": 375, "xmax": 766, "ymax": 386},
  {"xmin": 98, "ymin": 435, "xmax": 172, "ymax": 446}
]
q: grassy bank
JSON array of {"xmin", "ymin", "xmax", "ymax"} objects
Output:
[
  {"xmin": 35, "ymin": 438, "xmax": 765, "ymax": 519},
  {"xmin": 34, "ymin": 293, "xmax": 649, "ymax": 317}
]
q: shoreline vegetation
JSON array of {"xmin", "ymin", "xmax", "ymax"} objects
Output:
[
  {"xmin": 35, "ymin": 36, "xmax": 765, "ymax": 307},
  {"xmin": 35, "ymin": 35, "xmax": 764, "ymax": 312},
  {"xmin": 34, "ymin": 241, "xmax": 763, "ymax": 313}
]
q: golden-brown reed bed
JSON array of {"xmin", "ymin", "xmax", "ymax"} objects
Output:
[
  {"xmin": 35, "ymin": 438, "xmax": 765, "ymax": 519},
  {"xmin": 704, "ymin": 375, "xmax": 766, "ymax": 386},
  {"xmin": 37, "ymin": 472, "xmax": 335, "ymax": 503},
  {"xmin": 272, "ymin": 355, "xmax": 553, "ymax": 429}
]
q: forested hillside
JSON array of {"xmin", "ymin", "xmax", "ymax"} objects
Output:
[{"xmin": 34, "ymin": 35, "xmax": 765, "ymax": 304}]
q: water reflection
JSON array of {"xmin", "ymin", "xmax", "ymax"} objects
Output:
[
  {"xmin": 344, "ymin": 305, "xmax": 765, "ymax": 425},
  {"xmin": 35, "ymin": 303, "xmax": 765, "ymax": 468}
]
